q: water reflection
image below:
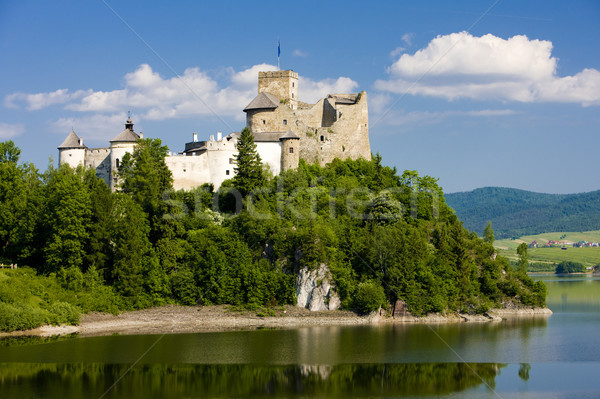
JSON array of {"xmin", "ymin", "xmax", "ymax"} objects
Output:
[{"xmin": 0, "ymin": 362, "xmax": 506, "ymax": 398}]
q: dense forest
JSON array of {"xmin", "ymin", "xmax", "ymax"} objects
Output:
[
  {"xmin": 0, "ymin": 132, "xmax": 546, "ymax": 332},
  {"xmin": 446, "ymin": 187, "xmax": 600, "ymax": 238}
]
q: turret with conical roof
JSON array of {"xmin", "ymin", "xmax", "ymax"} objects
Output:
[
  {"xmin": 109, "ymin": 117, "xmax": 140, "ymax": 190},
  {"xmin": 58, "ymin": 129, "xmax": 87, "ymax": 167}
]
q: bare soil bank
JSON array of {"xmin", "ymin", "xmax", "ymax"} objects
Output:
[{"xmin": 1, "ymin": 305, "xmax": 552, "ymax": 338}]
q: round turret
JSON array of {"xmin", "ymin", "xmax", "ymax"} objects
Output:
[
  {"xmin": 109, "ymin": 117, "xmax": 140, "ymax": 189},
  {"xmin": 58, "ymin": 129, "xmax": 87, "ymax": 168}
]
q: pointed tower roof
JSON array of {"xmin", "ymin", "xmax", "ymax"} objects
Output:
[
  {"xmin": 243, "ymin": 92, "xmax": 280, "ymax": 112},
  {"xmin": 58, "ymin": 129, "xmax": 87, "ymax": 149},
  {"xmin": 110, "ymin": 117, "xmax": 140, "ymax": 143}
]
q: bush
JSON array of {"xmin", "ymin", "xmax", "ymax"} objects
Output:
[
  {"xmin": 555, "ymin": 261, "xmax": 586, "ymax": 274},
  {"xmin": 0, "ymin": 302, "xmax": 48, "ymax": 332},
  {"xmin": 48, "ymin": 301, "xmax": 80, "ymax": 325},
  {"xmin": 353, "ymin": 281, "xmax": 386, "ymax": 315}
]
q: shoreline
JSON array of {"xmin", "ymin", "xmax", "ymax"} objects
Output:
[{"xmin": 0, "ymin": 304, "xmax": 553, "ymax": 338}]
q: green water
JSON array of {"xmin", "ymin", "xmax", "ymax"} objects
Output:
[{"xmin": 1, "ymin": 274, "xmax": 599, "ymax": 398}]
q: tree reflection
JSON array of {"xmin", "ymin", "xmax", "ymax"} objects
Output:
[{"xmin": 0, "ymin": 362, "xmax": 505, "ymax": 398}]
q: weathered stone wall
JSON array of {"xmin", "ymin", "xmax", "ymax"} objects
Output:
[
  {"xmin": 246, "ymin": 90, "xmax": 370, "ymax": 166},
  {"xmin": 258, "ymin": 70, "xmax": 298, "ymax": 109},
  {"xmin": 84, "ymin": 148, "xmax": 111, "ymax": 186},
  {"xmin": 280, "ymin": 138, "xmax": 299, "ymax": 172}
]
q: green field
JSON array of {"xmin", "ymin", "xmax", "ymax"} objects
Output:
[{"xmin": 495, "ymin": 230, "xmax": 600, "ymax": 268}]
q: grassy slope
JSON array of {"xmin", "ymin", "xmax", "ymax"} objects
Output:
[{"xmin": 495, "ymin": 230, "xmax": 600, "ymax": 267}]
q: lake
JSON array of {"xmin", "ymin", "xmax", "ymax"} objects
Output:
[{"xmin": 1, "ymin": 274, "xmax": 599, "ymax": 398}]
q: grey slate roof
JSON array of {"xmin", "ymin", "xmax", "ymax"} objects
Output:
[
  {"xmin": 110, "ymin": 128, "xmax": 139, "ymax": 143},
  {"xmin": 252, "ymin": 131, "xmax": 295, "ymax": 142},
  {"xmin": 243, "ymin": 92, "xmax": 280, "ymax": 112},
  {"xmin": 279, "ymin": 130, "xmax": 299, "ymax": 140},
  {"xmin": 58, "ymin": 130, "xmax": 87, "ymax": 149}
]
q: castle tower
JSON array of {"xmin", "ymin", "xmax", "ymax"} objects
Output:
[
  {"xmin": 58, "ymin": 129, "xmax": 87, "ymax": 168},
  {"xmin": 279, "ymin": 130, "xmax": 300, "ymax": 172},
  {"xmin": 109, "ymin": 117, "xmax": 139, "ymax": 190},
  {"xmin": 258, "ymin": 70, "xmax": 298, "ymax": 110}
]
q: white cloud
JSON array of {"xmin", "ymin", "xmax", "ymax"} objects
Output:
[
  {"xmin": 6, "ymin": 63, "xmax": 360, "ymax": 132},
  {"xmin": 376, "ymin": 32, "xmax": 600, "ymax": 106},
  {"xmin": 401, "ymin": 33, "xmax": 414, "ymax": 46},
  {"xmin": 52, "ymin": 113, "xmax": 129, "ymax": 141},
  {"xmin": 389, "ymin": 46, "xmax": 406, "ymax": 59},
  {"xmin": 293, "ymin": 49, "xmax": 308, "ymax": 57},
  {"xmin": 4, "ymin": 89, "xmax": 89, "ymax": 110},
  {"xmin": 0, "ymin": 122, "xmax": 25, "ymax": 139},
  {"xmin": 299, "ymin": 77, "xmax": 359, "ymax": 103}
]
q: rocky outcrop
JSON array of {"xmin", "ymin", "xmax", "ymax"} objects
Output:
[{"xmin": 295, "ymin": 264, "xmax": 341, "ymax": 311}]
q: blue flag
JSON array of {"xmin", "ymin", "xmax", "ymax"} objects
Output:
[{"xmin": 278, "ymin": 40, "xmax": 280, "ymax": 57}]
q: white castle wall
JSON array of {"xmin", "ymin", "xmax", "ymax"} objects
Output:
[{"xmin": 59, "ymin": 148, "xmax": 86, "ymax": 168}]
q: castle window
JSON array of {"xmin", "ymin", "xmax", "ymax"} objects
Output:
[
  {"xmin": 262, "ymin": 120, "xmax": 266, "ymax": 125},
  {"xmin": 292, "ymin": 93, "xmax": 294, "ymax": 98},
  {"xmin": 292, "ymin": 82, "xmax": 294, "ymax": 88},
  {"xmin": 229, "ymin": 158, "xmax": 235, "ymax": 164},
  {"xmin": 226, "ymin": 170, "xmax": 230, "ymax": 175},
  {"xmin": 283, "ymin": 119, "xmax": 287, "ymax": 125},
  {"xmin": 116, "ymin": 158, "xmax": 120, "ymax": 168},
  {"xmin": 289, "ymin": 147, "xmax": 294, "ymax": 153},
  {"xmin": 320, "ymin": 135, "xmax": 325, "ymax": 142}
]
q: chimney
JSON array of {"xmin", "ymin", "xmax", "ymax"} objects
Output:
[
  {"xmin": 139, "ymin": 131, "xmax": 144, "ymax": 139},
  {"xmin": 209, "ymin": 134, "xmax": 214, "ymax": 141},
  {"xmin": 217, "ymin": 131, "xmax": 222, "ymax": 141},
  {"xmin": 193, "ymin": 132, "xmax": 198, "ymax": 142}
]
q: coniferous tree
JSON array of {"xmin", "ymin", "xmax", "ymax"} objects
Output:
[
  {"xmin": 517, "ymin": 243, "xmax": 529, "ymax": 274},
  {"xmin": 233, "ymin": 127, "xmax": 266, "ymax": 197},
  {"xmin": 483, "ymin": 221, "xmax": 495, "ymax": 244}
]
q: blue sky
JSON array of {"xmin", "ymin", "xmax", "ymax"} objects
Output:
[{"xmin": 1, "ymin": 0, "xmax": 599, "ymax": 194}]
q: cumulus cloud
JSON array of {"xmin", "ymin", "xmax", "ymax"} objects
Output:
[
  {"xmin": 51, "ymin": 113, "xmax": 130, "ymax": 141},
  {"xmin": 4, "ymin": 89, "xmax": 89, "ymax": 110},
  {"xmin": 375, "ymin": 32, "xmax": 600, "ymax": 106},
  {"xmin": 5, "ymin": 63, "xmax": 358, "ymax": 125},
  {"xmin": 299, "ymin": 77, "xmax": 359, "ymax": 103},
  {"xmin": 0, "ymin": 122, "xmax": 25, "ymax": 139}
]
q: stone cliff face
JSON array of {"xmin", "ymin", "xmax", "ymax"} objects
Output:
[{"xmin": 295, "ymin": 264, "xmax": 341, "ymax": 311}]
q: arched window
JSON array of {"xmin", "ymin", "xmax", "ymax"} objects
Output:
[{"xmin": 116, "ymin": 158, "xmax": 120, "ymax": 168}]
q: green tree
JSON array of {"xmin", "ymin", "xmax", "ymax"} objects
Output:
[
  {"xmin": 0, "ymin": 142, "xmax": 27, "ymax": 260},
  {"xmin": 233, "ymin": 127, "xmax": 266, "ymax": 197},
  {"xmin": 516, "ymin": 243, "xmax": 529, "ymax": 274},
  {"xmin": 118, "ymin": 138, "xmax": 174, "ymax": 242},
  {"xmin": 483, "ymin": 221, "xmax": 495, "ymax": 244},
  {"xmin": 42, "ymin": 165, "xmax": 92, "ymax": 273}
]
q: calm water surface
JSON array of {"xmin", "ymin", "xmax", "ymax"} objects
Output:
[{"xmin": 1, "ymin": 274, "xmax": 599, "ymax": 398}]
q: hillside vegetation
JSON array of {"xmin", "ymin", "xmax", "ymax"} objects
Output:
[
  {"xmin": 446, "ymin": 187, "xmax": 600, "ymax": 238},
  {"xmin": 0, "ymin": 138, "xmax": 546, "ymax": 332}
]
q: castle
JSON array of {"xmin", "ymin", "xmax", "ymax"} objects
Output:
[{"xmin": 58, "ymin": 70, "xmax": 371, "ymax": 190}]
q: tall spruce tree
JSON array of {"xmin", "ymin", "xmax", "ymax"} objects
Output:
[{"xmin": 233, "ymin": 127, "xmax": 265, "ymax": 197}]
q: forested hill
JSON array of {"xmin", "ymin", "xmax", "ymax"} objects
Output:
[{"xmin": 446, "ymin": 187, "xmax": 600, "ymax": 238}]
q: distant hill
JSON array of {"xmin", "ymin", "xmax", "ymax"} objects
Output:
[{"xmin": 445, "ymin": 187, "xmax": 600, "ymax": 239}]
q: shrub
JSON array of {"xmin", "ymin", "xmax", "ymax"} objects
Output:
[
  {"xmin": 353, "ymin": 281, "xmax": 386, "ymax": 315},
  {"xmin": 48, "ymin": 301, "xmax": 81, "ymax": 325},
  {"xmin": 555, "ymin": 261, "xmax": 586, "ymax": 274}
]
